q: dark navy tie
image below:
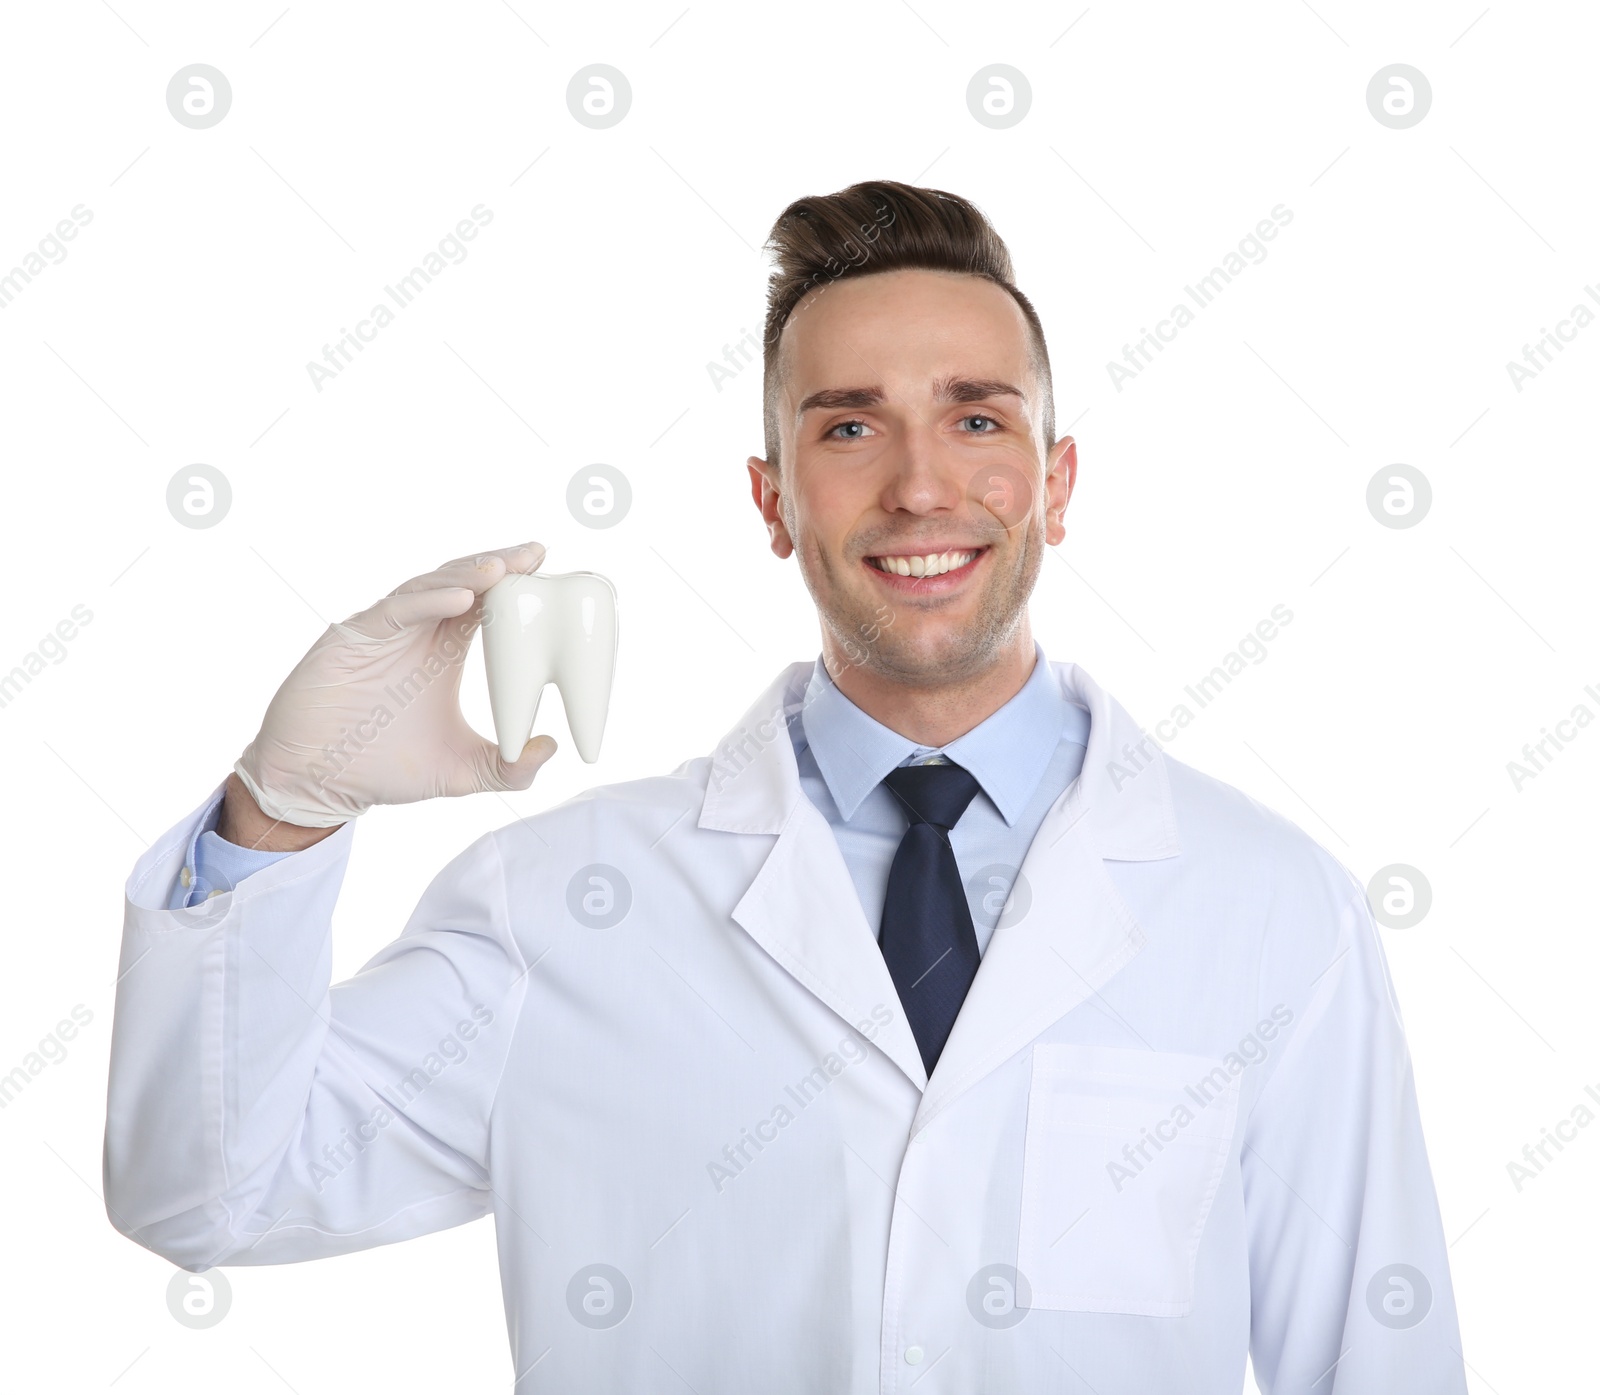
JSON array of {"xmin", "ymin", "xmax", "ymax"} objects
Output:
[{"xmin": 878, "ymin": 761, "xmax": 983, "ymax": 1076}]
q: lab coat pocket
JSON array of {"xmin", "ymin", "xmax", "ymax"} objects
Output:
[{"xmin": 1016, "ymin": 1043, "xmax": 1239, "ymax": 1316}]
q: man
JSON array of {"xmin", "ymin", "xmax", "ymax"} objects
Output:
[{"xmin": 104, "ymin": 181, "xmax": 1467, "ymax": 1392}]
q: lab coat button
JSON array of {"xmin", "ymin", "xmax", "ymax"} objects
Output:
[{"xmin": 905, "ymin": 1345, "xmax": 925, "ymax": 1364}]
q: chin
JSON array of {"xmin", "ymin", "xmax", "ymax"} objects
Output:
[{"xmin": 855, "ymin": 620, "xmax": 1013, "ymax": 687}]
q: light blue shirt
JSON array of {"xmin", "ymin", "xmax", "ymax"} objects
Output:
[
  {"xmin": 173, "ymin": 644, "xmax": 1090, "ymax": 931},
  {"xmin": 167, "ymin": 795, "xmax": 296, "ymax": 910},
  {"xmin": 790, "ymin": 643, "xmax": 1088, "ymax": 954}
]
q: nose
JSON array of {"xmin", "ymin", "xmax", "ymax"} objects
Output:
[{"xmin": 877, "ymin": 416, "xmax": 967, "ymax": 517}]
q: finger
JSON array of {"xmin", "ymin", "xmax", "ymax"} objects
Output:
[
  {"xmin": 427, "ymin": 540, "xmax": 545, "ymax": 579},
  {"xmin": 454, "ymin": 732, "xmax": 558, "ymax": 796},
  {"xmin": 390, "ymin": 554, "xmax": 505, "ymax": 598},
  {"xmin": 499, "ymin": 540, "xmax": 546, "ymax": 577},
  {"xmin": 433, "ymin": 541, "xmax": 545, "ymax": 573},
  {"xmin": 495, "ymin": 733, "xmax": 558, "ymax": 791},
  {"xmin": 391, "ymin": 542, "xmax": 545, "ymax": 598},
  {"xmin": 339, "ymin": 586, "xmax": 476, "ymax": 641}
]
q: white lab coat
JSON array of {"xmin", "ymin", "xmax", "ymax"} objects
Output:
[{"xmin": 104, "ymin": 660, "xmax": 1467, "ymax": 1393}]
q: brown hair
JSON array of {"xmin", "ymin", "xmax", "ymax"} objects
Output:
[{"xmin": 759, "ymin": 179, "xmax": 1055, "ymax": 472}]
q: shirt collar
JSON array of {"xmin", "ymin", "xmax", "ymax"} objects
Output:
[{"xmin": 796, "ymin": 642, "xmax": 1088, "ymax": 825}]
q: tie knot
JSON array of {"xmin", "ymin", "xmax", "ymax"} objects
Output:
[{"xmin": 882, "ymin": 761, "xmax": 982, "ymax": 831}]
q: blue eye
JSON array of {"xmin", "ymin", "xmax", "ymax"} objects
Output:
[
  {"xmin": 830, "ymin": 420, "xmax": 868, "ymax": 439},
  {"xmin": 961, "ymin": 415, "xmax": 999, "ymax": 432}
]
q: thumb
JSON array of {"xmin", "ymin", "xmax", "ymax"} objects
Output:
[{"xmin": 480, "ymin": 733, "xmax": 559, "ymax": 793}]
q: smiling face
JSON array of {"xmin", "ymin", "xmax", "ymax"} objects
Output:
[{"xmin": 749, "ymin": 267, "xmax": 1075, "ymax": 696}]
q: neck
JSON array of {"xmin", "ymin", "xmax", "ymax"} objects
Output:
[{"xmin": 823, "ymin": 624, "xmax": 1038, "ymax": 747}]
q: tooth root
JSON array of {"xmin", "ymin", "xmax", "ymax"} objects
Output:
[
  {"xmin": 483, "ymin": 593, "xmax": 551, "ymax": 763},
  {"xmin": 482, "ymin": 571, "xmax": 619, "ymax": 764},
  {"xmin": 553, "ymin": 577, "xmax": 618, "ymax": 763}
]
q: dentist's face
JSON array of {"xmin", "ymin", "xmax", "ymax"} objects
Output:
[{"xmin": 749, "ymin": 268, "xmax": 1074, "ymax": 687}]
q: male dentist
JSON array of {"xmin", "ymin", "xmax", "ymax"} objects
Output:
[{"xmin": 105, "ymin": 180, "xmax": 1468, "ymax": 1393}]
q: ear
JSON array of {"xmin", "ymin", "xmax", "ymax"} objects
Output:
[
  {"xmin": 1043, "ymin": 436, "xmax": 1076, "ymax": 547},
  {"xmin": 748, "ymin": 456, "xmax": 795, "ymax": 559}
]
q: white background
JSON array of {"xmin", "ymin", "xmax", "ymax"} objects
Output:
[{"xmin": 1, "ymin": 1, "xmax": 1595, "ymax": 1390}]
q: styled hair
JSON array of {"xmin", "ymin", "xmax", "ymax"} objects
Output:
[{"xmin": 759, "ymin": 179, "xmax": 1055, "ymax": 471}]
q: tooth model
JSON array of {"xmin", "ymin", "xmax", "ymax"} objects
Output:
[{"xmin": 481, "ymin": 571, "xmax": 619, "ymax": 763}]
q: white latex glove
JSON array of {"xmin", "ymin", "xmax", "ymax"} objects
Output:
[{"xmin": 232, "ymin": 543, "xmax": 557, "ymax": 828}]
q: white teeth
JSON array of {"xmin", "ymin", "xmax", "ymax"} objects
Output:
[
  {"xmin": 870, "ymin": 550, "xmax": 978, "ymax": 577},
  {"xmin": 481, "ymin": 571, "xmax": 619, "ymax": 763}
]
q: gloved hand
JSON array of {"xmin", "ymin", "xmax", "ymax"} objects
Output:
[{"xmin": 232, "ymin": 543, "xmax": 557, "ymax": 828}]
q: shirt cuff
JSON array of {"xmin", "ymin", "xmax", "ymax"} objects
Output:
[{"xmin": 169, "ymin": 790, "xmax": 297, "ymax": 909}]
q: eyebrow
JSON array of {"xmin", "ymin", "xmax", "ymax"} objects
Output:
[{"xmin": 796, "ymin": 375, "xmax": 1028, "ymax": 418}]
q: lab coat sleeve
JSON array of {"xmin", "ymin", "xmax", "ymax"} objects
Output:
[
  {"xmin": 104, "ymin": 780, "xmax": 527, "ymax": 1270},
  {"xmin": 1243, "ymin": 886, "xmax": 1467, "ymax": 1393}
]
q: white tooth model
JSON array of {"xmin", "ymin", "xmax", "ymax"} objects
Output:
[{"xmin": 481, "ymin": 570, "xmax": 619, "ymax": 764}]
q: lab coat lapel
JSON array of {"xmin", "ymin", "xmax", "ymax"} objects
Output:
[
  {"xmin": 698, "ymin": 666, "xmax": 929, "ymax": 1091},
  {"xmin": 913, "ymin": 662, "xmax": 1183, "ymax": 1133}
]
